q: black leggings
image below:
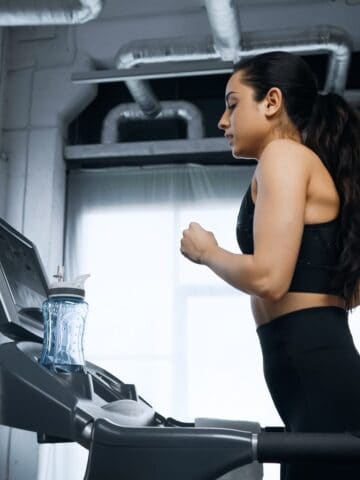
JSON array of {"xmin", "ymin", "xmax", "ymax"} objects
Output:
[{"xmin": 257, "ymin": 306, "xmax": 360, "ymax": 479}]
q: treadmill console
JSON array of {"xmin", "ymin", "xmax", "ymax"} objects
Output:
[{"xmin": 0, "ymin": 218, "xmax": 48, "ymax": 341}]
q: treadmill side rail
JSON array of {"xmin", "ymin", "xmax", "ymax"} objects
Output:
[{"xmin": 84, "ymin": 418, "xmax": 254, "ymax": 480}]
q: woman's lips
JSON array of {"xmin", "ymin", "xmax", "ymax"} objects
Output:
[{"xmin": 225, "ymin": 135, "xmax": 233, "ymax": 146}]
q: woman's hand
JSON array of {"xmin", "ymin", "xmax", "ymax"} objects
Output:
[{"xmin": 180, "ymin": 222, "xmax": 218, "ymax": 264}]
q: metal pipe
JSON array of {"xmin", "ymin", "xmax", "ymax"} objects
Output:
[
  {"xmin": 204, "ymin": 0, "xmax": 242, "ymax": 62},
  {"xmin": 101, "ymin": 101, "xmax": 205, "ymax": 144},
  {"xmin": 116, "ymin": 36, "xmax": 219, "ymax": 69},
  {"xmin": 238, "ymin": 25, "xmax": 352, "ymax": 95},
  {"xmin": 321, "ymin": 26, "xmax": 353, "ymax": 94},
  {"xmin": 206, "ymin": 0, "xmax": 351, "ymax": 93},
  {"xmin": 0, "ymin": 0, "xmax": 103, "ymax": 26},
  {"xmin": 115, "ymin": 25, "xmax": 351, "ymax": 96},
  {"xmin": 124, "ymin": 80, "xmax": 161, "ymax": 119},
  {"xmin": 116, "ymin": 36, "xmax": 218, "ymax": 119},
  {"xmin": 115, "ymin": 1, "xmax": 350, "ymax": 111}
]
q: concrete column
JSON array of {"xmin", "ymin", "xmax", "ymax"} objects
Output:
[
  {"xmin": 2, "ymin": 48, "xmax": 96, "ymax": 479},
  {"xmin": 4, "ymin": 52, "xmax": 96, "ymax": 270}
]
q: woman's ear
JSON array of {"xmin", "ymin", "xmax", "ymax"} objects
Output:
[{"xmin": 263, "ymin": 87, "xmax": 283, "ymax": 119}]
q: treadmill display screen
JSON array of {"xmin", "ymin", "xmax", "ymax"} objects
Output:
[{"xmin": 0, "ymin": 227, "xmax": 48, "ymax": 310}]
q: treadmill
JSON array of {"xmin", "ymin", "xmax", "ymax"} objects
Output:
[{"xmin": 0, "ymin": 217, "xmax": 360, "ymax": 480}]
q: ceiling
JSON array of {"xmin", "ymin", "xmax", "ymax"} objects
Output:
[
  {"xmin": 96, "ymin": 0, "xmax": 360, "ymax": 51},
  {"xmin": 67, "ymin": 0, "xmax": 359, "ymax": 165}
]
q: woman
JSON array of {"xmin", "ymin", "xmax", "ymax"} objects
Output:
[{"xmin": 180, "ymin": 51, "xmax": 360, "ymax": 479}]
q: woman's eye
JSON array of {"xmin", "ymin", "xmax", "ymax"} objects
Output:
[{"xmin": 228, "ymin": 104, "xmax": 236, "ymax": 111}]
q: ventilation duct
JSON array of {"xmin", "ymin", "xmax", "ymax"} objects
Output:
[
  {"xmin": 115, "ymin": 0, "xmax": 351, "ymax": 114},
  {"xmin": 238, "ymin": 25, "xmax": 351, "ymax": 94},
  {"xmin": 101, "ymin": 101, "xmax": 205, "ymax": 144},
  {"xmin": 0, "ymin": 0, "xmax": 103, "ymax": 25},
  {"xmin": 115, "ymin": 24, "xmax": 351, "ymax": 118},
  {"xmin": 124, "ymin": 81, "xmax": 162, "ymax": 120},
  {"xmin": 117, "ymin": 36, "xmax": 219, "ymax": 69},
  {"xmin": 116, "ymin": 36, "xmax": 219, "ymax": 119},
  {"xmin": 205, "ymin": 0, "xmax": 352, "ymax": 93},
  {"xmin": 204, "ymin": 0, "xmax": 242, "ymax": 62},
  {"xmin": 116, "ymin": 0, "xmax": 241, "ymax": 117}
]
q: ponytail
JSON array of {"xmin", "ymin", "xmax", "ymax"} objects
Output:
[{"xmin": 305, "ymin": 93, "xmax": 360, "ymax": 310}]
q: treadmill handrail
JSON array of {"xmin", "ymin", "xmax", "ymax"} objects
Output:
[{"xmin": 257, "ymin": 431, "xmax": 360, "ymax": 462}]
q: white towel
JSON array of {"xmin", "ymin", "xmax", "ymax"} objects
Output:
[{"xmin": 195, "ymin": 418, "xmax": 263, "ymax": 480}]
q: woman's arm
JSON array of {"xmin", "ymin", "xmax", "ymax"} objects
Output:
[
  {"xmin": 181, "ymin": 223, "xmax": 268, "ymax": 297},
  {"xmin": 181, "ymin": 139, "xmax": 312, "ymax": 301}
]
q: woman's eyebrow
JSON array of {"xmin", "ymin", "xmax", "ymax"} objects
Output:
[{"xmin": 225, "ymin": 91, "xmax": 238, "ymax": 105}]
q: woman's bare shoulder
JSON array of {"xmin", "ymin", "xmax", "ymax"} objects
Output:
[
  {"xmin": 254, "ymin": 139, "xmax": 317, "ymax": 187},
  {"xmin": 255, "ymin": 139, "xmax": 313, "ymax": 186},
  {"xmin": 260, "ymin": 138, "xmax": 317, "ymax": 160}
]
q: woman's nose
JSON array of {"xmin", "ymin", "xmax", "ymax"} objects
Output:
[{"xmin": 218, "ymin": 110, "xmax": 229, "ymax": 131}]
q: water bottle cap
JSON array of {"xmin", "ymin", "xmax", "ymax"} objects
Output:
[
  {"xmin": 48, "ymin": 286, "xmax": 85, "ymax": 298},
  {"xmin": 49, "ymin": 269, "xmax": 90, "ymax": 299}
]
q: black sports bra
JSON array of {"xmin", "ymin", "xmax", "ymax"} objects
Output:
[{"xmin": 236, "ymin": 183, "xmax": 343, "ymax": 295}]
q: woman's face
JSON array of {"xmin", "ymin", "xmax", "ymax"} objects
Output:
[{"xmin": 218, "ymin": 71, "xmax": 270, "ymax": 159}]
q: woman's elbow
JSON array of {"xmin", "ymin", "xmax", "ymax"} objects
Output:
[
  {"xmin": 257, "ymin": 278, "xmax": 288, "ymax": 302},
  {"xmin": 250, "ymin": 259, "xmax": 289, "ymax": 301}
]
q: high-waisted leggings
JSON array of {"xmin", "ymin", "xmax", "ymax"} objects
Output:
[{"xmin": 256, "ymin": 306, "xmax": 360, "ymax": 479}]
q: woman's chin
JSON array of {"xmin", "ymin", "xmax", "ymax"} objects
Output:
[
  {"xmin": 231, "ymin": 145, "xmax": 255, "ymax": 160},
  {"xmin": 231, "ymin": 146, "xmax": 245, "ymax": 159}
]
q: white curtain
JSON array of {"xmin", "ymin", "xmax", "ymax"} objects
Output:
[{"xmin": 37, "ymin": 163, "xmax": 360, "ymax": 480}]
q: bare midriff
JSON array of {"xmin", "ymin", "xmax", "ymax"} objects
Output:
[{"xmin": 251, "ymin": 292, "xmax": 346, "ymax": 328}]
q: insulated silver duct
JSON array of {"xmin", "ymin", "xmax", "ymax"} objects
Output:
[
  {"xmin": 204, "ymin": 0, "xmax": 241, "ymax": 62},
  {"xmin": 116, "ymin": 0, "xmax": 240, "ymax": 117},
  {"xmin": 116, "ymin": 36, "xmax": 219, "ymax": 69},
  {"xmin": 115, "ymin": 0, "xmax": 351, "ymax": 111},
  {"xmin": 115, "ymin": 0, "xmax": 239, "ymax": 117},
  {"xmin": 204, "ymin": 0, "xmax": 351, "ymax": 93},
  {"xmin": 124, "ymin": 80, "xmax": 161, "ymax": 119},
  {"xmin": 101, "ymin": 101, "xmax": 205, "ymax": 144},
  {"xmin": 116, "ymin": 36, "xmax": 219, "ymax": 119},
  {"xmin": 238, "ymin": 25, "xmax": 352, "ymax": 94},
  {"xmin": 0, "ymin": 0, "xmax": 103, "ymax": 25},
  {"xmin": 321, "ymin": 27, "xmax": 352, "ymax": 94},
  {"xmin": 115, "ymin": 24, "xmax": 352, "ymax": 112}
]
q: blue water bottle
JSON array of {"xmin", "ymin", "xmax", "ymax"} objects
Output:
[{"xmin": 39, "ymin": 267, "xmax": 90, "ymax": 374}]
